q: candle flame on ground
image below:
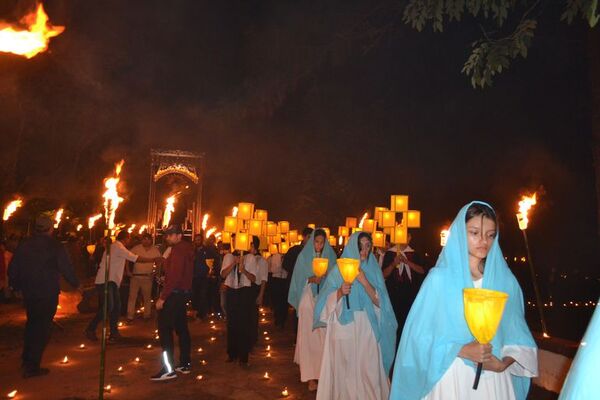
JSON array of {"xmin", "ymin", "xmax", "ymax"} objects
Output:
[
  {"xmin": 103, "ymin": 160, "xmax": 125, "ymax": 230},
  {"xmin": 61, "ymin": 356, "xmax": 68, "ymax": 364},
  {"xmin": 2, "ymin": 199, "xmax": 22, "ymax": 221},
  {"xmin": 7, "ymin": 390, "xmax": 17, "ymax": 398},
  {"xmin": 162, "ymin": 195, "xmax": 176, "ymax": 228},
  {"xmin": 0, "ymin": 4, "xmax": 65, "ymax": 59}
]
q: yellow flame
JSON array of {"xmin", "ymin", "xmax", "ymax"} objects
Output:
[
  {"xmin": 163, "ymin": 195, "xmax": 176, "ymax": 228},
  {"xmin": 517, "ymin": 193, "xmax": 537, "ymax": 229},
  {"xmin": 76, "ymin": 224, "xmax": 83, "ymax": 232},
  {"xmin": 338, "ymin": 235, "xmax": 343, "ymax": 246},
  {"xmin": 2, "ymin": 199, "xmax": 22, "ymax": 221},
  {"xmin": 7, "ymin": 390, "xmax": 17, "ymax": 398},
  {"xmin": 54, "ymin": 208, "xmax": 64, "ymax": 229},
  {"xmin": 202, "ymin": 213, "xmax": 209, "ymax": 231},
  {"xmin": 0, "ymin": 4, "xmax": 65, "ymax": 59},
  {"xmin": 127, "ymin": 224, "xmax": 136, "ymax": 234},
  {"xmin": 205, "ymin": 226, "xmax": 217, "ymax": 238},
  {"xmin": 103, "ymin": 160, "xmax": 125, "ymax": 230},
  {"xmin": 232, "ymin": 206, "xmax": 238, "ymax": 217},
  {"xmin": 358, "ymin": 212, "xmax": 368, "ymax": 228},
  {"xmin": 88, "ymin": 213, "xmax": 102, "ymax": 229},
  {"xmin": 138, "ymin": 224, "xmax": 148, "ymax": 235}
]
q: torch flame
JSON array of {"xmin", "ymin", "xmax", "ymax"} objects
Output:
[
  {"xmin": 127, "ymin": 224, "xmax": 136, "ymax": 234},
  {"xmin": 138, "ymin": 224, "xmax": 148, "ymax": 235},
  {"xmin": 103, "ymin": 160, "xmax": 125, "ymax": 231},
  {"xmin": 88, "ymin": 213, "xmax": 102, "ymax": 229},
  {"xmin": 202, "ymin": 213, "xmax": 209, "ymax": 231},
  {"xmin": 162, "ymin": 195, "xmax": 176, "ymax": 228},
  {"xmin": 76, "ymin": 224, "xmax": 83, "ymax": 232},
  {"xmin": 53, "ymin": 208, "xmax": 64, "ymax": 229},
  {"xmin": 517, "ymin": 193, "xmax": 537, "ymax": 230},
  {"xmin": 232, "ymin": 206, "xmax": 238, "ymax": 217},
  {"xmin": 358, "ymin": 212, "xmax": 368, "ymax": 229},
  {"xmin": 0, "ymin": 4, "xmax": 65, "ymax": 59},
  {"xmin": 338, "ymin": 235, "xmax": 343, "ymax": 246},
  {"xmin": 2, "ymin": 199, "xmax": 22, "ymax": 221},
  {"xmin": 205, "ymin": 226, "xmax": 217, "ymax": 238},
  {"xmin": 7, "ymin": 390, "xmax": 17, "ymax": 398}
]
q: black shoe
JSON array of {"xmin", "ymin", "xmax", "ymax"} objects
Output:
[
  {"xmin": 175, "ymin": 363, "xmax": 192, "ymax": 374},
  {"xmin": 85, "ymin": 330, "xmax": 98, "ymax": 342},
  {"xmin": 23, "ymin": 367, "xmax": 50, "ymax": 378},
  {"xmin": 150, "ymin": 368, "xmax": 177, "ymax": 382}
]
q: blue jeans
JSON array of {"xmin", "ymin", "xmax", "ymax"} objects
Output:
[{"xmin": 87, "ymin": 282, "xmax": 121, "ymax": 336}]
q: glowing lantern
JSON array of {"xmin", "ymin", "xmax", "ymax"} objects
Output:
[
  {"xmin": 86, "ymin": 244, "xmax": 96, "ymax": 256},
  {"xmin": 329, "ymin": 235, "xmax": 337, "ymax": 246},
  {"xmin": 381, "ymin": 211, "xmax": 396, "ymax": 228},
  {"xmin": 271, "ymin": 234, "xmax": 281, "ymax": 244},
  {"xmin": 345, "ymin": 217, "xmax": 357, "ymax": 228},
  {"xmin": 390, "ymin": 224, "xmax": 408, "ymax": 245},
  {"xmin": 248, "ymin": 219, "xmax": 263, "ymax": 236},
  {"xmin": 266, "ymin": 222, "xmax": 278, "ymax": 236},
  {"xmin": 312, "ymin": 258, "xmax": 329, "ymax": 277},
  {"xmin": 221, "ymin": 231, "xmax": 231, "ymax": 244},
  {"xmin": 338, "ymin": 258, "xmax": 360, "ymax": 309},
  {"xmin": 288, "ymin": 230, "xmax": 298, "ymax": 243},
  {"xmin": 338, "ymin": 226, "xmax": 350, "ymax": 237},
  {"xmin": 254, "ymin": 209, "xmax": 268, "ymax": 221},
  {"xmin": 463, "ymin": 288, "xmax": 509, "ymax": 389},
  {"xmin": 237, "ymin": 202, "xmax": 255, "ymax": 220},
  {"xmin": 407, "ymin": 210, "xmax": 421, "ymax": 228},
  {"xmin": 362, "ymin": 219, "xmax": 377, "ymax": 233},
  {"xmin": 224, "ymin": 216, "xmax": 238, "ymax": 233},
  {"xmin": 372, "ymin": 231, "xmax": 386, "ymax": 248},
  {"xmin": 440, "ymin": 229, "xmax": 449, "ymax": 247},
  {"xmin": 259, "ymin": 235, "xmax": 269, "ymax": 250},
  {"xmin": 374, "ymin": 207, "xmax": 388, "ymax": 225},
  {"xmin": 279, "ymin": 242, "xmax": 289, "ymax": 254},
  {"xmin": 234, "ymin": 232, "xmax": 250, "ymax": 252},
  {"xmin": 278, "ymin": 221, "xmax": 290, "ymax": 234},
  {"xmin": 269, "ymin": 244, "xmax": 278, "ymax": 255},
  {"xmin": 390, "ymin": 195, "xmax": 409, "ymax": 212}
]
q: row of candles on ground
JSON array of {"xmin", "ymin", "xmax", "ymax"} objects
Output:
[{"xmin": 526, "ymin": 301, "xmax": 598, "ymax": 308}]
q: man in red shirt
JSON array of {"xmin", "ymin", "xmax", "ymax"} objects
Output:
[{"xmin": 151, "ymin": 225, "xmax": 194, "ymax": 381}]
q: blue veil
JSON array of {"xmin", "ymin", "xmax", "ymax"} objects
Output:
[
  {"xmin": 287, "ymin": 229, "xmax": 338, "ymax": 315},
  {"xmin": 313, "ymin": 232, "xmax": 398, "ymax": 373},
  {"xmin": 389, "ymin": 201, "xmax": 537, "ymax": 400}
]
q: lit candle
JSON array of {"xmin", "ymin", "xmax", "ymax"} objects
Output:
[
  {"xmin": 266, "ymin": 352, "xmax": 271, "ymax": 358},
  {"xmin": 104, "ymin": 385, "xmax": 112, "ymax": 393},
  {"xmin": 61, "ymin": 356, "xmax": 69, "ymax": 364},
  {"xmin": 266, "ymin": 345, "xmax": 271, "ymax": 351},
  {"xmin": 209, "ymin": 320, "xmax": 214, "ymax": 324},
  {"xmin": 118, "ymin": 322, "xmax": 124, "ymax": 327},
  {"xmin": 196, "ymin": 375, "xmax": 204, "ymax": 381},
  {"xmin": 210, "ymin": 337, "xmax": 216, "ymax": 342},
  {"xmin": 261, "ymin": 318, "xmax": 266, "ymax": 323},
  {"xmin": 263, "ymin": 331, "xmax": 268, "ymax": 335},
  {"xmin": 197, "ymin": 347, "xmax": 204, "ymax": 353},
  {"xmin": 7, "ymin": 390, "xmax": 17, "ymax": 399},
  {"xmin": 281, "ymin": 388, "xmax": 289, "ymax": 397},
  {"xmin": 117, "ymin": 366, "xmax": 123, "ymax": 373},
  {"xmin": 200, "ymin": 360, "xmax": 207, "ymax": 366},
  {"xmin": 79, "ymin": 343, "xmax": 85, "ymax": 349},
  {"xmin": 263, "ymin": 372, "xmax": 270, "ymax": 379},
  {"xmin": 265, "ymin": 337, "xmax": 270, "ymax": 341},
  {"xmin": 155, "ymin": 335, "xmax": 160, "ymax": 340},
  {"xmin": 134, "ymin": 357, "xmax": 140, "ymax": 363},
  {"xmin": 146, "ymin": 344, "xmax": 152, "ymax": 349}
]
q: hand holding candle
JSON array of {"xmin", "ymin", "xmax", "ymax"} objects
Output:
[
  {"xmin": 337, "ymin": 258, "xmax": 360, "ymax": 309},
  {"xmin": 312, "ymin": 258, "xmax": 329, "ymax": 294}
]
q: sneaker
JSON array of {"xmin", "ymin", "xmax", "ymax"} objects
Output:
[
  {"xmin": 175, "ymin": 363, "xmax": 192, "ymax": 374},
  {"xmin": 150, "ymin": 368, "xmax": 177, "ymax": 382},
  {"xmin": 85, "ymin": 330, "xmax": 98, "ymax": 342},
  {"xmin": 23, "ymin": 367, "xmax": 50, "ymax": 379}
]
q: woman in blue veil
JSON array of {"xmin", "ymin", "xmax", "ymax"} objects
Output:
[
  {"xmin": 287, "ymin": 228, "xmax": 337, "ymax": 392},
  {"xmin": 390, "ymin": 202, "xmax": 538, "ymax": 400},
  {"xmin": 314, "ymin": 232, "xmax": 397, "ymax": 400}
]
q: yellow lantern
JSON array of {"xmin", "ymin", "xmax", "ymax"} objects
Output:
[
  {"xmin": 338, "ymin": 258, "xmax": 360, "ymax": 309},
  {"xmin": 463, "ymin": 288, "xmax": 509, "ymax": 390},
  {"xmin": 259, "ymin": 235, "xmax": 269, "ymax": 250},
  {"xmin": 86, "ymin": 244, "xmax": 96, "ymax": 256},
  {"xmin": 362, "ymin": 219, "xmax": 377, "ymax": 233},
  {"xmin": 288, "ymin": 230, "xmax": 298, "ymax": 243},
  {"xmin": 351, "ymin": 227, "xmax": 362, "ymax": 234},
  {"xmin": 221, "ymin": 231, "xmax": 231, "ymax": 244},
  {"xmin": 390, "ymin": 195, "xmax": 409, "ymax": 212},
  {"xmin": 381, "ymin": 211, "xmax": 396, "ymax": 228},
  {"xmin": 345, "ymin": 217, "xmax": 357, "ymax": 228},
  {"xmin": 328, "ymin": 235, "xmax": 337, "ymax": 246},
  {"xmin": 383, "ymin": 227, "xmax": 392, "ymax": 235},
  {"xmin": 338, "ymin": 226, "xmax": 349, "ymax": 237},
  {"xmin": 254, "ymin": 209, "xmax": 268, "ymax": 221},
  {"xmin": 234, "ymin": 232, "xmax": 250, "ymax": 252},
  {"xmin": 374, "ymin": 207, "xmax": 388, "ymax": 225},
  {"xmin": 224, "ymin": 216, "xmax": 238, "ymax": 233},
  {"xmin": 278, "ymin": 221, "xmax": 290, "ymax": 234},
  {"xmin": 237, "ymin": 202, "xmax": 255, "ymax": 220},
  {"xmin": 279, "ymin": 242, "xmax": 289, "ymax": 254},
  {"xmin": 271, "ymin": 234, "xmax": 281, "ymax": 244},
  {"xmin": 372, "ymin": 231, "xmax": 386, "ymax": 248},
  {"xmin": 312, "ymin": 258, "xmax": 329, "ymax": 278},
  {"xmin": 269, "ymin": 244, "xmax": 278, "ymax": 255},
  {"xmin": 407, "ymin": 210, "xmax": 421, "ymax": 228},
  {"xmin": 390, "ymin": 224, "xmax": 408, "ymax": 245},
  {"xmin": 307, "ymin": 223, "xmax": 316, "ymax": 229},
  {"xmin": 248, "ymin": 219, "xmax": 263, "ymax": 236},
  {"xmin": 266, "ymin": 221, "xmax": 277, "ymax": 236}
]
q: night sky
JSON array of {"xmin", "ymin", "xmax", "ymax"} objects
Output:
[{"xmin": 0, "ymin": 0, "xmax": 598, "ymax": 277}]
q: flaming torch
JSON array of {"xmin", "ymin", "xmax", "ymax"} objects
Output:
[
  {"xmin": 0, "ymin": 3, "xmax": 65, "ymax": 59},
  {"xmin": 232, "ymin": 206, "xmax": 238, "ymax": 217},
  {"xmin": 516, "ymin": 193, "xmax": 549, "ymax": 338},
  {"xmin": 202, "ymin": 213, "xmax": 209, "ymax": 231},
  {"xmin": 88, "ymin": 213, "xmax": 102, "ymax": 242},
  {"xmin": 53, "ymin": 208, "xmax": 64, "ymax": 229},
  {"xmin": 358, "ymin": 212, "xmax": 368, "ymax": 229},
  {"xmin": 205, "ymin": 226, "xmax": 217, "ymax": 239},
  {"xmin": 162, "ymin": 195, "xmax": 176, "ymax": 228},
  {"xmin": 2, "ymin": 199, "xmax": 22, "ymax": 221}
]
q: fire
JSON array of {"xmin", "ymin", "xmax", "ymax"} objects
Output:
[
  {"xmin": 138, "ymin": 224, "xmax": 148, "ymax": 234},
  {"xmin": 0, "ymin": 4, "xmax": 65, "ymax": 59},
  {"xmin": 358, "ymin": 212, "xmax": 369, "ymax": 228},
  {"xmin": 162, "ymin": 195, "xmax": 176, "ymax": 228},
  {"xmin": 76, "ymin": 224, "xmax": 83, "ymax": 232},
  {"xmin": 232, "ymin": 206, "xmax": 238, "ymax": 217},
  {"xmin": 103, "ymin": 160, "xmax": 125, "ymax": 230},
  {"xmin": 88, "ymin": 213, "xmax": 102, "ymax": 229},
  {"xmin": 127, "ymin": 224, "xmax": 136, "ymax": 234},
  {"xmin": 2, "ymin": 199, "xmax": 22, "ymax": 221},
  {"xmin": 517, "ymin": 193, "xmax": 537, "ymax": 230},
  {"xmin": 202, "ymin": 213, "xmax": 209, "ymax": 231},
  {"xmin": 338, "ymin": 236, "xmax": 343, "ymax": 246},
  {"xmin": 7, "ymin": 390, "xmax": 17, "ymax": 398},
  {"xmin": 205, "ymin": 226, "xmax": 217, "ymax": 238},
  {"xmin": 53, "ymin": 208, "xmax": 64, "ymax": 228}
]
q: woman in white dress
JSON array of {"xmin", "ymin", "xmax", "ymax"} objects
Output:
[
  {"xmin": 314, "ymin": 232, "xmax": 397, "ymax": 400},
  {"xmin": 390, "ymin": 201, "xmax": 538, "ymax": 400},
  {"xmin": 287, "ymin": 229, "xmax": 337, "ymax": 392}
]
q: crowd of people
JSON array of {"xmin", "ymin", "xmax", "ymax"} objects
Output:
[{"xmin": 4, "ymin": 201, "xmax": 542, "ymax": 399}]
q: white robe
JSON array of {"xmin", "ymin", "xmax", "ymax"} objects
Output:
[
  {"xmin": 316, "ymin": 291, "xmax": 390, "ymax": 400},
  {"xmin": 424, "ymin": 278, "xmax": 538, "ymax": 400},
  {"xmin": 294, "ymin": 282, "xmax": 326, "ymax": 382}
]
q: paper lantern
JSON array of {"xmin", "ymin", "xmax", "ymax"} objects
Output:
[
  {"xmin": 237, "ymin": 202, "xmax": 255, "ymax": 220},
  {"xmin": 259, "ymin": 235, "xmax": 269, "ymax": 250},
  {"xmin": 288, "ymin": 230, "xmax": 298, "ymax": 243},
  {"xmin": 390, "ymin": 195, "xmax": 409, "ymax": 212},
  {"xmin": 234, "ymin": 232, "xmax": 250, "ymax": 252},
  {"xmin": 362, "ymin": 219, "xmax": 377, "ymax": 233},
  {"xmin": 328, "ymin": 235, "xmax": 337, "ymax": 246},
  {"xmin": 254, "ymin": 209, "xmax": 268, "ymax": 221},
  {"xmin": 390, "ymin": 224, "xmax": 408, "ymax": 245},
  {"xmin": 407, "ymin": 210, "xmax": 421, "ymax": 228},
  {"xmin": 374, "ymin": 207, "xmax": 388, "ymax": 225},
  {"xmin": 271, "ymin": 234, "xmax": 281, "ymax": 244},
  {"xmin": 372, "ymin": 231, "xmax": 386, "ymax": 248},
  {"xmin": 312, "ymin": 258, "xmax": 329, "ymax": 277},
  {"xmin": 307, "ymin": 223, "xmax": 316, "ymax": 229},
  {"xmin": 248, "ymin": 219, "xmax": 263, "ymax": 236},
  {"xmin": 383, "ymin": 227, "xmax": 392, "ymax": 235},
  {"xmin": 345, "ymin": 217, "xmax": 357, "ymax": 228},
  {"xmin": 381, "ymin": 211, "xmax": 396, "ymax": 228},
  {"xmin": 338, "ymin": 258, "xmax": 360, "ymax": 283},
  {"xmin": 224, "ymin": 216, "xmax": 238, "ymax": 233},
  {"xmin": 221, "ymin": 231, "xmax": 231, "ymax": 244},
  {"xmin": 266, "ymin": 222, "xmax": 277, "ymax": 236},
  {"xmin": 279, "ymin": 242, "xmax": 289, "ymax": 254},
  {"xmin": 278, "ymin": 221, "xmax": 290, "ymax": 234},
  {"xmin": 338, "ymin": 226, "xmax": 349, "ymax": 237},
  {"xmin": 86, "ymin": 244, "xmax": 96, "ymax": 256},
  {"xmin": 269, "ymin": 244, "xmax": 278, "ymax": 255}
]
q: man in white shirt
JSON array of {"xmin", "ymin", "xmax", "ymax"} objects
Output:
[
  {"xmin": 85, "ymin": 231, "xmax": 160, "ymax": 342},
  {"xmin": 221, "ymin": 234, "xmax": 257, "ymax": 367},
  {"xmin": 250, "ymin": 238, "xmax": 268, "ymax": 347},
  {"xmin": 268, "ymin": 251, "xmax": 288, "ymax": 328},
  {"xmin": 126, "ymin": 233, "xmax": 162, "ymax": 322}
]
